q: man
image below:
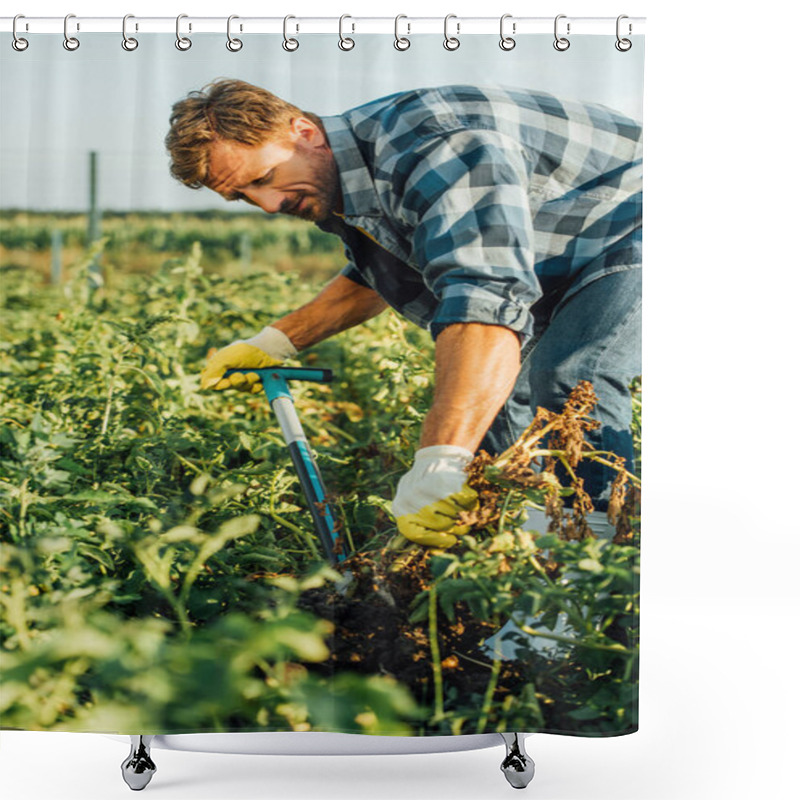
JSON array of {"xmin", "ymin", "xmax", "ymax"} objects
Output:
[{"xmin": 165, "ymin": 79, "xmax": 642, "ymax": 548}]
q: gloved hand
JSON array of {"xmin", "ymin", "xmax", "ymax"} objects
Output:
[
  {"xmin": 392, "ymin": 445, "xmax": 479, "ymax": 548},
  {"xmin": 200, "ymin": 326, "xmax": 297, "ymax": 394}
]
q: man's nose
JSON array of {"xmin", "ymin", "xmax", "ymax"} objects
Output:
[{"xmin": 245, "ymin": 187, "xmax": 286, "ymax": 214}]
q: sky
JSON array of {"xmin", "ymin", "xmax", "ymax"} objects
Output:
[{"xmin": 0, "ymin": 32, "xmax": 644, "ymax": 212}]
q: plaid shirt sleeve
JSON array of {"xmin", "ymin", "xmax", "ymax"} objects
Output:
[
  {"xmin": 388, "ymin": 128, "xmax": 541, "ymax": 344},
  {"xmin": 339, "ymin": 249, "xmax": 371, "ymax": 287}
]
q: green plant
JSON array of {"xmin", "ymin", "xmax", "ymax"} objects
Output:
[{"xmin": 1, "ymin": 236, "xmax": 640, "ymax": 736}]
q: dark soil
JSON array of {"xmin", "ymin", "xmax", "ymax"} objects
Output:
[{"xmin": 296, "ymin": 548, "xmax": 530, "ymax": 713}]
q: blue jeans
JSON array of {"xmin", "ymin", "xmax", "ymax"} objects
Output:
[{"xmin": 478, "ymin": 266, "xmax": 642, "ymax": 510}]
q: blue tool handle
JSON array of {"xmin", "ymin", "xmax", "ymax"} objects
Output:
[
  {"xmin": 223, "ymin": 367, "xmax": 332, "ymax": 383},
  {"xmin": 223, "ymin": 365, "xmax": 348, "ymax": 564}
]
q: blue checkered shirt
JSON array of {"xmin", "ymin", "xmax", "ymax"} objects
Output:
[{"xmin": 317, "ymin": 85, "xmax": 642, "ymax": 345}]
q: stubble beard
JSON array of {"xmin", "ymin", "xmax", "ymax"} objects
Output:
[{"xmin": 287, "ymin": 149, "xmax": 341, "ymax": 222}]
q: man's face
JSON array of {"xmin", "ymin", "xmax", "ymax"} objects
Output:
[{"xmin": 205, "ymin": 118, "xmax": 341, "ymax": 222}]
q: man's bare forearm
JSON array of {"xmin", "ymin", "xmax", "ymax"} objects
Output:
[
  {"xmin": 420, "ymin": 323, "xmax": 521, "ymax": 452},
  {"xmin": 272, "ymin": 274, "xmax": 388, "ymax": 351}
]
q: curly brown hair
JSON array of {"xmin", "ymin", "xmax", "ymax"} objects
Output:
[{"xmin": 165, "ymin": 78, "xmax": 321, "ymax": 190}]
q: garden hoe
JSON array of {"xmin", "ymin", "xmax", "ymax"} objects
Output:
[{"xmin": 225, "ymin": 366, "xmax": 350, "ymax": 567}]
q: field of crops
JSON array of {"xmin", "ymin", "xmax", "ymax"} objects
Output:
[
  {"xmin": 0, "ymin": 209, "xmax": 343, "ymax": 280},
  {"xmin": 0, "ymin": 216, "xmax": 640, "ymax": 737}
]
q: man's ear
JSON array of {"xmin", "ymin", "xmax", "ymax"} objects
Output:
[{"xmin": 289, "ymin": 116, "xmax": 325, "ymax": 146}]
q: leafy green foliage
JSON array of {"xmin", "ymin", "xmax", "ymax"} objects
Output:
[
  {"xmin": 0, "ymin": 210, "xmax": 343, "ymax": 278},
  {"xmin": 0, "ymin": 233, "xmax": 639, "ymax": 736}
]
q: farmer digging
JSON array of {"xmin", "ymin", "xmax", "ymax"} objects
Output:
[{"xmin": 166, "ymin": 79, "xmax": 642, "ymax": 547}]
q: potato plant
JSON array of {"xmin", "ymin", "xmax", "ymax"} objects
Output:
[{"xmin": 0, "ymin": 230, "xmax": 640, "ymax": 736}]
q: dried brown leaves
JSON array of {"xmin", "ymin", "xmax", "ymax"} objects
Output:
[{"xmin": 463, "ymin": 380, "xmax": 639, "ymax": 543}]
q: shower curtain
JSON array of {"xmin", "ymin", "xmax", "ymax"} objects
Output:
[{"xmin": 0, "ymin": 23, "xmax": 643, "ymax": 739}]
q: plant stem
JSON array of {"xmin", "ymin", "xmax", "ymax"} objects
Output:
[
  {"xmin": 428, "ymin": 583, "xmax": 444, "ymax": 722},
  {"xmin": 100, "ymin": 359, "xmax": 123, "ymax": 438},
  {"xmin": 174, "ymin": 453, "xmax": 205, "ymax": 476},
  {"xmin": 557, "ymin": 454, "xmax": 580, "ymax": 484},
  {"xmin": 477, "ymin": 615, "xmax": 503, "ymax": 733},
  {"xmin": 582, "ymin": 451, "xmax": 642, "ymax": 484},
  {"xmin": 173, "ymin": 603, "xmax": 192, "ymax": 637},
  {"xmin": 4, "ymin": 578, "xmax": 31, "ymax": 651},
  {"xmin": 453, "ymin": 650, "xmax": 493, "ymax": 669},
  {"xmin": 493, "ymin": 419, "xmax": 561, "ymax": 470},
  {"xmin": 516, "ymin": 623, "xmax": 633, "ymax": 654},
  {"xmin": 18, "ymin": 478, "xmax": 29, "ymax": 539},
  {"xmin": 497, "ymin": 490, "xmax": 516, "ymax": 536},
  {"xmin": 492, "ymin": 447, "xmax": 641, "ymax": 486},
  {"xmin": 153, "ymin": 585, "xmax": 192, "ymax": 637},
  {"xmin": 334, "ymin": 499, "xmax": 357, "ymax": 556},
  {"xmin": 265, "ymin": 510, "xmax": 320, "ymax": 558}
]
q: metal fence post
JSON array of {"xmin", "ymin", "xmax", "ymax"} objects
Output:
[
  {"xmin": 87, "ymin": 151, "xmax": 104, "ymax": 291},
  {"xmin": 51, "ymin": 229, "xmax": 62, "ymax": 284},
  {"xmin": 239, "ymin": 231, "xmax": 252, "ymax": 270}
]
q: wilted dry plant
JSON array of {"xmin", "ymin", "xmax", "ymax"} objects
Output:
[{"xmin": 463, "ymin": 380, "xmax": 641, "ymax": 543}]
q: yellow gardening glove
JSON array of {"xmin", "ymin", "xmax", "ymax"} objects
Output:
[
  {"xmin": 392, "ymin": 445, "xmax": 479, "ymax": 548},
  {"xmin": 200, "ymin": 326, "xmax": 297, "ymax": 395},
  {"xmin": 396, "ymin": 485, "xmax": 480, "ymax": 548}
]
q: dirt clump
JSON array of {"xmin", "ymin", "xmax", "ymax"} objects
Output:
[{"xmin": 296, "ymin": 547, "xmax": 528, "ymax": 707}]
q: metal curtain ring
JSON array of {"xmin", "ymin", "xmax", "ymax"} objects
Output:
[
  {"xmin": 12, "ymin": 15, "xmax": 29, "ymax": 51},
  {"xmin": 615, "ymin": 14, "xmax": 632, "ymax": 51},
  {"xmin": 63, "ymin": 14, "xmax": 80, "ymax": 51},
  {"xmin": 554, "ymin": 14, "xmax": 570, "ymax": 51},
  {"xmin": 226, "ymin": 15, "xmax": 243, "ymax": 51},
  {"xmin": 176, "ymin": 14, "xmax": 192, "ymax": 50},
  {"xmin": 394, "ymin": 15, "xmax": 410, "ymax": 51},
  {"xmin": 444, "ymin": 14, "xmax": 460, "ymax": 51},
  {"xmin": 339, "ymin": 15, "xmax": 355, "ymax": 51},
  {"xmin": 499, "ymin": 14, "xmax": 515, "ymax": 51},
  {"xmin": 122, "ymin": 14, "xmax": 138, "ymax": 51},
  {"xmin": 282, "ymin": 15, "xmax": 299, "ymax": 51}
]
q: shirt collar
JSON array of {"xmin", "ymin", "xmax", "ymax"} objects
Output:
[{"xmin": 320, "ymin": 115, "xmax": 383, "ymax": 218}]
